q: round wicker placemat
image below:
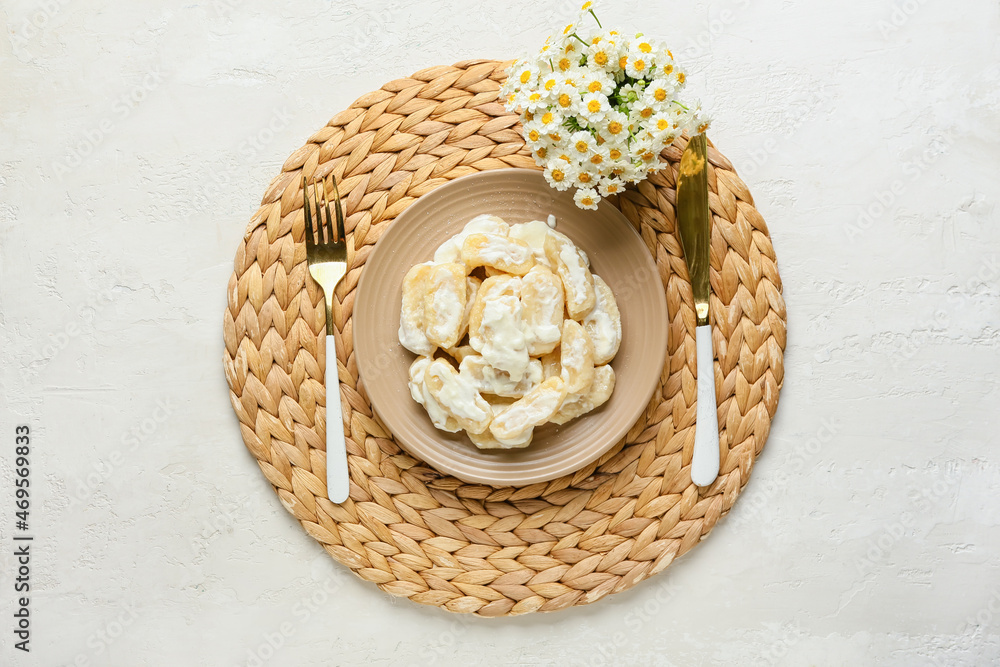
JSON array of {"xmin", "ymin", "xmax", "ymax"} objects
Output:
[{"xmin": 223, "ymin": 59, "xmax": 786, "ymax": 616}]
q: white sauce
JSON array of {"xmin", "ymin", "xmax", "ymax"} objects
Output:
[
  {"xmin": 559, "ymin": 244, "xmax": 591, "ymax": 303},
  {"xmin": 471, "ymin": 233, "xmax": 533, "ymax": 267},
  {"xmin": 509, "ymin": 220, "xmax": 554, "ymax": 268},
  {"xmin": 583, "ymin": 276, "xmax": 621, "ymax": 364},
  {"xmin": 425, "ymin": 265, "xmax": 464, "ymax": 345},
  {"xmin": 480, "ymin": 293, "xmax": 530, "ymax": 382},
  {"xmin": 434, "ymin": 215, "xmax": 510, "ymax": 263},
  {"xmin": 426, "ymin": 360, "xmax": 490, "ymax": 422}
]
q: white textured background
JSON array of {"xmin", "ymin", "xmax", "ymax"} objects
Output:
[{"xmin": 1, "ymin": 0, "xmax": 999, "ymax": 664}]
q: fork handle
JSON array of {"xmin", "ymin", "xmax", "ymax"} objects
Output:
[
  {"xmin": 691, "ymin": 324, "xmax": 720, "ymax": 487},
  {"xmin": 325, "ymin": 334, "xmax": 350, "ymax": 503}
]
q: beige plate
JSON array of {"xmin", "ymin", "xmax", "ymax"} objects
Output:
[{"xmin": 354, "ymin": 169, "xmax": 668, "ymax": 486}]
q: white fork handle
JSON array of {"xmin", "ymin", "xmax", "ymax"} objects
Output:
[
  {"xmin": 325, "ymin": 333, "xmax": 350, "ymax": 503},
  {"xmin": 691, "ymin": 324, "xmax": 720, "ymax": 487}
]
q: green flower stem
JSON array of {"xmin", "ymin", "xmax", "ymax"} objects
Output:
[{"xmin": 589, "ymin": 9, "xmax": 603, "ymax": 29}]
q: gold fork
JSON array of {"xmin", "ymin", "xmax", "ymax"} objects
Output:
[{"xmin": 302, "ymin": 174, "xmax": 350, "ymax": 503}]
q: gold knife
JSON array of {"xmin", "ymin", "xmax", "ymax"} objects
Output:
[{"xmin": 676, "ymin": 134, "xmax": 720, "ymax": 487}]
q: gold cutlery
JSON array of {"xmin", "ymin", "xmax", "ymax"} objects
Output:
[
  {"xmin": 302, "ymin": 175, "xmax": 350, "ymax": 503},
  {"xmin": 676, "ymin": 134, "xmax": 720, "ymax": 487}
]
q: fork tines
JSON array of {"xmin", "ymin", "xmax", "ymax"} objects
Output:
[{"xmin": 302, "ymin": 174, "xmax": 346, "ymax": 246}]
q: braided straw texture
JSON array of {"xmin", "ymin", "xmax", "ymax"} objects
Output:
[{"xmin": 223, "ymin": 60, "xmax": 786, "ymax": 617}]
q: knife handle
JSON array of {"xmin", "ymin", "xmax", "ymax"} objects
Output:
[
  {"xmin": 325, "ymin": 333, "xmax": 350, "ymax": 503},
  {"xmin": 691, "ymin": 324, "xmax": 720, "ymax": 487}
]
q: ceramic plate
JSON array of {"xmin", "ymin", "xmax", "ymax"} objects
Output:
[{"xmin": 354, "ymin": 169, "xmax": 667, "ymax": 486}]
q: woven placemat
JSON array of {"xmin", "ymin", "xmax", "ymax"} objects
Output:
[{"xmin": 223, "ymin": 59, "xmax": 786, "ymax": 616}]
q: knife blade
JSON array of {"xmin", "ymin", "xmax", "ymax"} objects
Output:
[{"xmin": 675, "ymin": 134, "xmax": 720, "ymax": 487}]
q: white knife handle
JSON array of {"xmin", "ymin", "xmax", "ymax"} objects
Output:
[
  {"xmin": 325, "ymin": 333, "xmax": 350, "ymax": 503},
  {"xmin": 691, "ymin": 324, "xmax": 720, "ymax": 487}
]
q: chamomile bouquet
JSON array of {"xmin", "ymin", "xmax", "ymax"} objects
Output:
[{"xmin": 500, "ymin": 2, "xmax": 709, "ymax": 209}]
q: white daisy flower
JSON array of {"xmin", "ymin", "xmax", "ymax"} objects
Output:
[
  {"xmin": 579, "ymin": 70, "xmax": 615, "ymax": 96},
  {"xmin": 574, "ymin": 187, "xmax": 600, "ymax": 210},
  {"xmin": 551, "ymin": 83, "xmax": 581, "ymax": 113},
  {"xmin": 522, "ymin": 118, "xmax": 550, "ymax": 148},
  {"xmin": 643, "ymin": 78, "xmax": 676, "ymax": 108},
  {"xmin": 586, "ymin": 36, "xmax": 621, "ymax": 73},
  {"xmin": 512, "ymin": 61, "xmax": 540, "ymax": 89},
  {"xmin": 598, "ymin": 178, "xmax": 625, "ymax": 197},
  {"xmin": 537, "ymin": 110, "xmax": 565, "ymax": 133},
  {"xmin": 649, "ymin": 112, "xmax": 676, "ymax": 137},
  {"xmin": 624, "ymin": 52, "xmax": 652, "ymax": 79},
  {"xmin": 544, "ymin": 158, "xmax": 575, "ymax": 191},
  {"xmin": 580, "ymin": 92, "xmax": 610, "ymax": 123},
  {"xmin": 596, "ymin": 108, "xmax": 629, "ymax": 141},
  {"xmin": 584, "ymin": 142, "xmax": 612, "ymax": 172},
  {"xmin": 628, "ymin": 102, "xmax": 657, "ymax": 127},
  {"xmin": 568, "ymin": 130, "xmax": 598, "ymax": 158}
]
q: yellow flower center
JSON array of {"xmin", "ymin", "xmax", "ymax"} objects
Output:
[
  {"xmin": 619, "ymin": 56, "xmax": 628, "ymax": 70},
  {"xmin": 575, "ymin": 140, "xmax": 589, "ymax": 153},
  {"xmin": 524, "ymin": 111, "xmax": 534, "ymax": 121},
  {"xmin": 545, "ymin": 79, "xmax": 557, "ymax": 91},
  {"xmin": 677, "ymin": 72, "xmax": 686, "ymax": 84},
  {"xmin": 579, "ymin": 173, "xmax": 592, "ymax": 183},
  {"xmin": 520, "ymin": 71, "xmax": 531, "ymax": 84},
  {"xmin": 581, "ymin": 196, "xmax": 594, "ymax": 205},
  {"xmin": 608, "ymin": 121, "xmax": 623, "ymax": 134},
  {"xmin": 606, "ymin": 184, "xmax": 619, "ymax": 193},
  {"xmin": 542, "ymin": 112, "xmax": 554, "ymax": 124},
  {"xmin": 595, "ymin": 134, "xmax": 605, "ymax": 145},
  {"xmin": 654, "ymin": 88, "xmax": 667, "ymax": 102},
  {"xmin": 592, "ymin": 37, "xmax": 601, "ymax": 45},
  {"xmin": 640, "ymin": 107, "xmax": 653, "ymax": 118},
  {"xmin": 536, "ymin": 147, "xmax": 547, "ymax": 158},
  {"xmin": 609, "ymin": 148, "xmax": 622, "ymax": 160},
  {"xmin": 698, "ymin": 122, "xmax": 709, "ymax": 134},
  {"xmin": 528, "ymin": 129, "xmax": 541, "ymax": 141},
  {"xmin": 588, "ymin": 81, "xmax": 603, "ymax": 93},
  {"xmin": 552, "ymin": 169, "xmax": 565, "ymax": 181},
  {"xmin": 639, "ymin": 42, "xmax": 652, "ymax": 53},
  {"xmin": 529, "ymin": 93, "xmax": 541, "ymax": 102},
  {"xmin": 634, "ymin": 59, "xmax": 646, "ymax": 71},
  {"xmin": 657, "ymin": 119, "xmax": 670, "ymax": 130},
  {"xmin": 564, "ymin": 24, "xmax": 574, "ymax": 35},
  {"xmin": 549, "ymin": 132, "xmax": 562, "ymax": 141},
  {"xmin": 559, "ymin": 58, "xmax": 572, "ymax": 72},
  {"xmin": 590, "ymin": 154, "xmax": 603, "ymax": 164},
  {"xmin": 581, "ymin": 1, "xmax": 592, "ymax": 10},
  {"xmin": 642, "ymin": 151, "xmax": 655, "ymax": 162},
  {"xmin": 594, "ymin": 51, "xmax": 608, "ymax": 66},
  {"xmin": 559, "ymin": 94, "xmax": 572, "ymax": 108},
  {"xmin": 667, "ymin": 49, "xmax": 673, "ymax": 58},
  {"xmin": 663, "ymin": 64, "xmax": 674, "ymax": 75},
  {"xmin": 507, "ymin": 93, "xmax": 516, "ymax": 104},
  {"xmin": 587, "ymin": 99, "xmax": 601, "ymax": 113},
  {"xmin": 612, "ymin": 167, "xmax": 624, "ymax": 175}
]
